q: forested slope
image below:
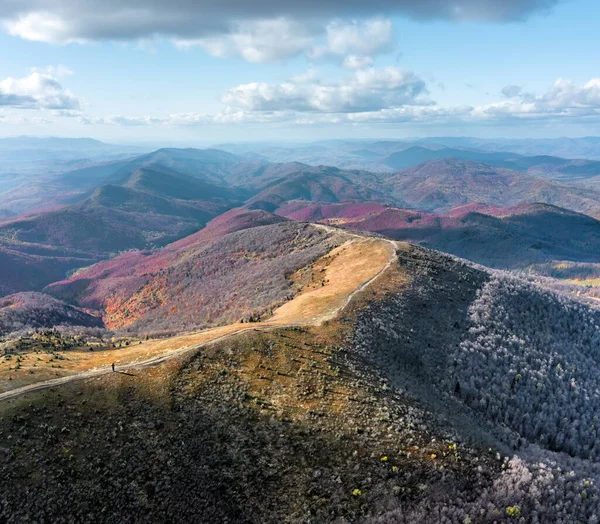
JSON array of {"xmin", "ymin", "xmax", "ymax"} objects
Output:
[{"xmin": 4, "ymin": 242, "xmax": 600, "ymax": 522}]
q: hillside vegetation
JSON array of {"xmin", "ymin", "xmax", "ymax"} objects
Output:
[
  {"xmin": 246, "ymin": 165, "xmax": 391, "ymax": 212},
  {"xmin": 47, "ymin": 220, "xmax": 343, "ymax": 335},
  {"xmin": 4, "ymin": 242, "xmax": 600, "ymax": 521},
  {"xmin": 0, "ymin": 292, "xmax": 102, "ymax": 337},
  {"xmin": 350, "ymin": 246, "xmax": 600, "ymax": 521},
  {"xmin": 6, "ymin": 143, "xmax": 600, "ymax": 521}
]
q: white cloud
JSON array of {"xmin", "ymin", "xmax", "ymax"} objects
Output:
[
  {"xmin": 313, "ymin": 18, "xmax": 395, "ymax": 66},
  {"xmin": 0, "ymin": 70, "xmax": 82, "ymax": 111},
  {"xmin": 1, "ymin": 1, "xmax": 556, "ymax": 70},
  {"xmin": 71, "ymin": 75, "xmax": 600, "ymax": 129},
  {"xmin": 0, "ymin": 110, "xmax": 53, "ymax": 125},
  {"xmin": 221, "ymin": 67, "xmax": 430, "ymax": 113},
  {"xmin": 81, "ymin": 109, "xmax": 296, "ymax": 126},
  {"xmin": 175, "ymin": 17, "xmax": 395, "ymax": 65},
  {"xmin": 477, "ymin": 78, "xmax": 600, "ymax": 121},
  {"xmin": 4, "ymin": 12, "xmax": 78, "ymax": 43},
  {"xmin": 0, "ymin": 1, "xmax": 558, "ymax": 45},
  {"xmin": 82, "ymin": 115, "xmax": 164, "ymax": 126},
  {"xmin": 343, "ymin": 55, "xmax": 374, "ymax": 70},
  {"xmin": 175, "ymin": 18, "xmax": 314, "ymax": 63}
]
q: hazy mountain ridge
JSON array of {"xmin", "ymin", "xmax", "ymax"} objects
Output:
[
  {"xmin": 0, "ymin": 159, "xmax": 249, "ymax": 295},
  {"xmin": 247, "ymin": 165, "xmax": 392, "ymax": 212},
  {"xmin": 0, "ymin": 136, "xmax": 149, "ymax": 175},
  {"xmin": 218, "ymin": 138, "xmax": 600, "ymax": 177},
  {"xmin": 5, "ymin": 147, "xmax": 600, "ymax": 299},
  {"xmin": 387, "ymin": 158, "xmax": 600, "ymax": 214},
  {"xmin": 381, "ymin": 146, "xmax": 600, "ymax": 181}
]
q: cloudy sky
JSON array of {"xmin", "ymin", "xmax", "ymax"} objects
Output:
[{"xmin": 0, "ymin": 0, "xmax": 599, "ymax": 143}]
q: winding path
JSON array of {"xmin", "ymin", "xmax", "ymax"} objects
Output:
[{"xmin": 0, "ymin": 227, "xmax": 397, "ymax": 403}]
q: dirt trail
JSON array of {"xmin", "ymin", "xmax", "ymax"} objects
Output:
[{"xmin": 0, "ymin": 227, "xmax": 397, "ymax": 403}]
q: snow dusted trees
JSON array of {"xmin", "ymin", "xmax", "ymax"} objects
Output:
[
  {"xmin": 350, "ymin": 245, "xmax": 600, "ymax": 522},
  {"xmin": 450, "ymin": 274, "xmax": 600, "ymax": 461}
]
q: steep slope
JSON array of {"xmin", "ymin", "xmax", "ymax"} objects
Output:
[
  {"xmin": 431, "ymin": 203, "xmax": 600, "ymax": 268},
  {"xmin": 388, "ymin": 158, "xmax": 600, "ymax": 214},
  {"xmin": 168, "ymin": 207, "xmax": 287, "ymax": 249},
  {"xmin": 81, "ymin": 184, "xmax": 216, "ymax": 221},
  {"xmin": 349, "ymin": 245, "xmax": 600, "ymax": 521},
  {"xmin": 46, "ymin": 219, "xmax": 343, "ymax": 335},
  {"xmin": 120, "ymin": 165, "xmax": 247, "ymax": 201}
]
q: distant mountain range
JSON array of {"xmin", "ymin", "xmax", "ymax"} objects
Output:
[
  {"xmin": 219, "ymin": 138, "xmax": 600, "ymax": 180},
  {"xmin": 2, "ymin": 164, "xmax": 244, "ymax": 254},
  {"xmin": 380, "ymin": 146, "xmax": 600, "ymax": 181},
  {"xmin": 419, "ymin": 136, "xmax": 600, "ymax": 159},
  {"xmin": 0, "ymin": 136, "xmax": 150, "ymax": 183},
  {"xmin": 0, "ymin": 161, "xmax": 247, "ymax": 295},
  {"xmin": 4, "ymin": 145, "xmax": 600, "ymax": 298},
  {"xmin": 278, "ymin": 200, "xmax": 600, "ymax": 270},
  {"xmin": 386, "ymin": 158, "xmax": 600, "ymax": 214}
]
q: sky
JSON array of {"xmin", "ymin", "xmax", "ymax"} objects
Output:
[{"xmin": 0, "ymin": 0, "xmax": 599, "ymax": 143}]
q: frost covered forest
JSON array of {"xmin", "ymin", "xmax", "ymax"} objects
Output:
[{"xmin": 353, "ymin": 246, "xmax": 600, "ymax": 523}]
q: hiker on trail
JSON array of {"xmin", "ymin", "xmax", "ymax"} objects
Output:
[{"xmin": 111, "ymin": 362, "xmax": 115, "ymax": 372}]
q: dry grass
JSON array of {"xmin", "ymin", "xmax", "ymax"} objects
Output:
[
  {"xmin": 267, "ymin": 237, "xmax": 392, "ymax": 324},
  {"xmin": 0, "ymin": 235, "xmax": 395, "ymax": 396}
]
